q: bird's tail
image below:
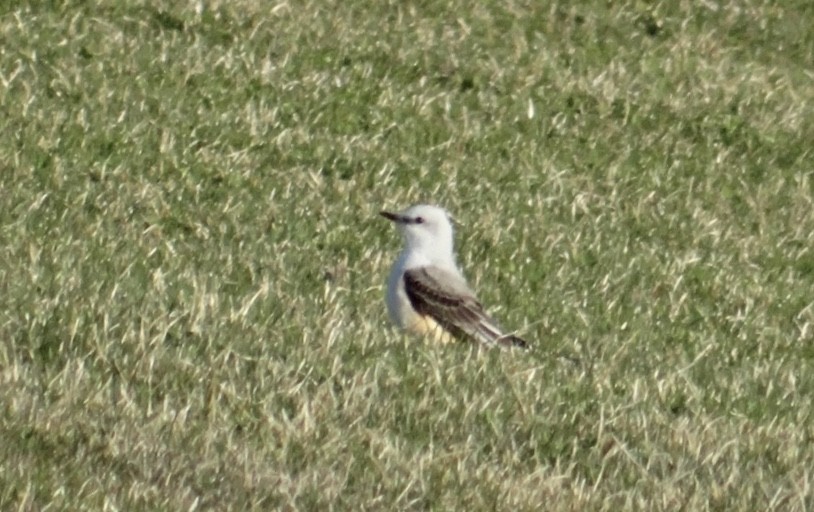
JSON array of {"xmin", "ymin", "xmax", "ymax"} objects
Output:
[
  {"xmin": 496, "ymin": 334, "xmax": 529, "ymax": 349},
  {"xmin": 475, "ymin": 316, "xmax": 529, "ymax": 349}
]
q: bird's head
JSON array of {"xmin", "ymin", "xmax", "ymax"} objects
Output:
[{"xmin": 380, "ymin": 204, "xmax": 455, "ymax": 260}]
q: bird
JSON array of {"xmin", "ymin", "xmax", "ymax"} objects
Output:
[{"xmin": 380, "ymin": 204, "xmax": 529, "ymax": 349}]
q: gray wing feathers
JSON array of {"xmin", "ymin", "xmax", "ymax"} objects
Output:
[{"xmin": 403, "ymin": 266, "xmax": 528, "ymax": 349}]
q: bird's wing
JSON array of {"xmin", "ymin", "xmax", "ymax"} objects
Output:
[{"xmin": 403, "ymin": 266, "xmax": 528, "ymax": 348}]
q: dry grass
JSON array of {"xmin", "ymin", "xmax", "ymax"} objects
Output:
[{"xmin": 1, "ymin": 0, "xmax": 813, "ymax": 510}]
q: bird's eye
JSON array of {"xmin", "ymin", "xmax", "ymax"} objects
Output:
[{"xmin": 414, "ymin": 216, "xmax": 424, "ymax": 224}]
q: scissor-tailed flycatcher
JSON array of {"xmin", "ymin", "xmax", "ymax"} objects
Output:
[{"xmin": 380, "ymin": 204, "xmax": 528, "ymax": 349}]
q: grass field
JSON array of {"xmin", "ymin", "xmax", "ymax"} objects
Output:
[{"xmin": 2, "ymin": 0, "xmax": 813, "ymax": 509}]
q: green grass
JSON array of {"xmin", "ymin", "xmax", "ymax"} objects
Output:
[{"xmin": 1, "ymin": 0, "xmax": 813, "ymax": 509}]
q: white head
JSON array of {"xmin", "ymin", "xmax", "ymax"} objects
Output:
[{"xmin": 381, "ymin": 204, "xmax": 455, "ymax": 262}]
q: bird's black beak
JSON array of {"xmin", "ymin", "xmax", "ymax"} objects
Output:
[{"xmin": 380, "ymin": 211, "xmax": 402, "ymax": 223}]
